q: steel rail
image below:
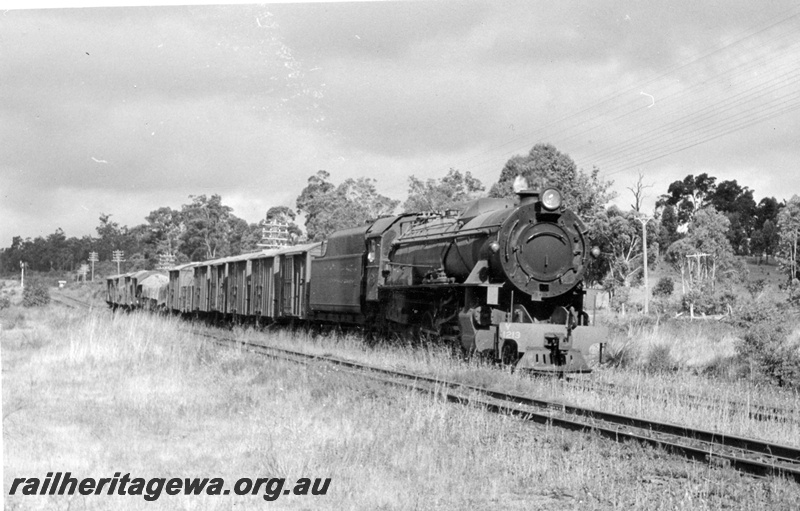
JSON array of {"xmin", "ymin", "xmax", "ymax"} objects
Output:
[
  {"xmin": 77, "ymin": 298, "xmax": 800, "ymax": 425},
  {"xmin": 195, "ymin": 330, "xmax": 800, "ymax": 483},
  {"xmin": 563, "ymin": 376, "xmax": 799, "ymax": 425},
  {"xmin": 71, "ymin": 301, "xmax": 800, "ymax": 426},
  {"xmin": 51, "ymin": 294, "xmax": 95, "ymax": 310}
]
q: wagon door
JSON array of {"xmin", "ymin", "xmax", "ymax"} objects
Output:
[
  {"xmin": 281, "ymin": 256, "xmax": 294, "ymax": 315},
  {"xmin": 204, "ymin": 267, "xmax": 211, "ymax": 312},
  {"xmin": 292, "ymin": 254, "xmax": 306, "ymax": 316},
  {"xmin": 194, "ymin": 272, "xmax": 201, "ymax": 312},
  {"xmin": 253, "ymin": 257, "xmax": 275, "ymax": 319},
  {"xmin": 245, "ymin": 260, "xmax": 252, "ymax": 316},
  {"xmin": 230, "ymin": 261, "xmax": 245, "ymax": 315},
  {"xmin": 216, "ymin": 265, "xmax": 227, "ymax": 314}
]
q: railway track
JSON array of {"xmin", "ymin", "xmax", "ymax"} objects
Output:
[
  {"xmin": 60, "ymin": 299, "xmax": 800, "ymax": 480},
  {"xmin": 196, "ymin": 329, "xmax": 800, "ymax": 483},
  {"xmin": 50, "ymin": 293, "xmax": 99, "ymax": 310},
  {"xmin": 562, "ymin": 375, "xmax": 799, "ymax": 424},
  {"xmin": 60, "ymin": 297, "xmax": 799, "ymax": 425}
]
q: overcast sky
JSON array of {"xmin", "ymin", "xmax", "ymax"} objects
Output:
[{"xmin": 3, "ymin": 0, "xmax": 800, "ymax": 245}]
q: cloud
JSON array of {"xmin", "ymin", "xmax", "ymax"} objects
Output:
[
  {"xmin": 268, "ymin": 2, "xmax": 491, "ymax": 62},
  {"xmin": 3, "ymin": 1, "xmax": 800, "ymax": 246}
]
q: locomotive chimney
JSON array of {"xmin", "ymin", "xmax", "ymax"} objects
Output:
[
  {"xmin": 517, "ymin": 189, "xmax": 540, "ymax": 206},
  {"xmin": 514, "ymin": 176, "xmax": 542, "ymax": 206}
]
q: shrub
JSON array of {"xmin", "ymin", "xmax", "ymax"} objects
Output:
[
  {"xmin": 745, "ymin": 278, "xmax": 767, "ymax": 299},
  {"xmin": 601, "ymin": 339, "xmax": 636, "ymax": 368},
  {"xmin": 728, "ymin": 299, "xmax": 780, "ymax": 328},
  {"xmin": 652, "ymin": 277, "xmax": 674, "ymax": 297},
  {"xmin": 22, "ymin": 280, "xmax": 50, "ymax": 307},
  {"xmin": 681, "ymin": 287, "xmax": 736, "ymax": 316},
  {"xmin": 610, "ymin": 286, "xmax": 632, "ymax": 313},
  {"xmin": 650, "ymin": 295, "xmax": 680, "ymax": 316},
  {"xmin": 736, "ymin": 321, "xmax": 800, "ymax": 388},
  {"xmin": 0, "ymin": 295, "xmax": 10, "ymax": 310},
  {"xmin": 700, "ymin": 354, "xmax": 738, "ymax": 379},
  {"xmin": 644, "ymin": 344, "xmax": 677, "ymax": 373}
]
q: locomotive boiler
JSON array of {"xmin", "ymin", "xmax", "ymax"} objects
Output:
[{"xmin": 375, "ymin": 185, "xmax": 606, "ymax": 372}]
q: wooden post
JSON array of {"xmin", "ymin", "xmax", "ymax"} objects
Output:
[{"xmin": 637, "ymin": 216, "xmax": 652, "ymax": 315}]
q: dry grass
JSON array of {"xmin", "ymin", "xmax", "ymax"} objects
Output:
[
  {"xmin": 4, "ymin": 307, "xmax": 800, "ymax": 510},
  {"xmin": 52, "ymin": 279, "xmax": 107, "ymax": 308},
  {"xmin": 604, "ymin": 316, "xmax": 740, "ymax": 369},
  {"xmin": 227, "ymin": 322, "xmax": 800, "ymax": 448}
]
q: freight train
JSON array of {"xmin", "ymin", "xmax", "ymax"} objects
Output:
[{"xmin": 106, "ymin": 185, "xmax": 607, "ymax": 372}]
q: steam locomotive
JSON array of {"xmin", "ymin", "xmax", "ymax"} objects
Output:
[{"xmin": 106, "ymin": 185, "xmax": 606, "ymax": 372}]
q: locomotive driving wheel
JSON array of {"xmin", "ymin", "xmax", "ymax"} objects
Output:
[{"xmin": 418, "ymin": 308, "xmax": 462, "ymax": 356}]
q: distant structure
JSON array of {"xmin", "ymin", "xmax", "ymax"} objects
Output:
[
  {"xmin": 258, "ymin": 219, "xmax": 291, "ymax": 249},
  {"xmin": 157, "ymin": 253, "xmax": 176, "ymax": 270}
]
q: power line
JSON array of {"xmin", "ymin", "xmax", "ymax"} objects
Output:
[
  {"xmin": 437, "ymin": 7, "xmax": 800, "ymax": 185},
  {"xmin": 589, "ymin": 62, "xmax": 800, "ymax": 172},
  {"xmin": 600, "ymin": 92, "xmax": 800, "ymax": 177},
  {"xmin": 564, "ymin": 37, "xmax": 800, "ymax": 162}
]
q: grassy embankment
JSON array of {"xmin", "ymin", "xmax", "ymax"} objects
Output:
[
  {"xmin": 229, "ymin": 321, "xmax": 800, "ymax": 447},
  {"xmin": 3, "ymin": 291, "xmax": 800, "ymax": 509},
  {"xmin": 17, "ymin": 275, "xmax": 800, "ymax": 445}
]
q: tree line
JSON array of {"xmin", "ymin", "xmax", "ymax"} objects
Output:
[
  {"xmin": 2, "ymin": 143, "xmax": 797, "ymax": 290},
  {"xmin": 0, "ymin": 195, "xmax": 298, "ymax": 276}
]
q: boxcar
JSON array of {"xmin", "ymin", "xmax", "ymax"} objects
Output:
[
  {"xmin": 160, "ymin": 243, "xmax": 321, "ymax": 323},
  {"xmin": 105, "ymin": 273, "xmax": 128, "ymax": 307},
  {"xmin": 168, "ymin": 262, "xmax": 202, "ymax": 313},
  {"xmin": 138, "ymin": 272, "xmax": 169, "ymax": 310},
  {"xmin": 249, "ymin": 250, "xmax": 278, "ymax": 321},
  {"xmin": 126, "ymin": 270, "xmax": 166, "ymax": 308},
  {"xmin": 274, "ymin": 243, "xmax": 322, "ymax": 320},
  {"xmin": 205, "ymin": 243, "xmax": 322, "ymax": 322},
  {"xmin": 225, "ymin": 253, "xmax": 253, "ymax": 318}
]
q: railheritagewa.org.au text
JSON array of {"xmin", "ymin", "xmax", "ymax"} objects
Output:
[{"xmin": 9, "ymin": 472, "xmax": 331, "ymax": 502}]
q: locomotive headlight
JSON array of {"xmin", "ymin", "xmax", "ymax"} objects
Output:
[
  {"xmin": 541, "ymin": 188, "xmax": 562, "ymax": 211},
  {"xmin": 489, "ymin": 241, "xmax": 500, "ymax": 253}
]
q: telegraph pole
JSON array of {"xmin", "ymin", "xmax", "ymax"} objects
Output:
[
  {"xmin": 112, "ymin": 250, "xmax": 125, "ymax": 275},
  {"xmin": 88, "ymin": 251, "xmax": 98, "ymax": 281},
  {"xmin": 637, "ymin": 216, "xmax": 653, "ymax": 314}
]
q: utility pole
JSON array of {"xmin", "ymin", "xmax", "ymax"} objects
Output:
[
  {"xmin": 112, "ymin": 250, "xmax": 125, "ymax": 275},
  {"xmin": 20, "ymin": 260, "xmax": 25, "ymax": 288},
  {"xmin": 637, "ymin": 216, "xmax": 653, "ymax": 314},
  {"xmin": 88, "ymin": 251, "xmax": 98, "ymax": 281}
]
